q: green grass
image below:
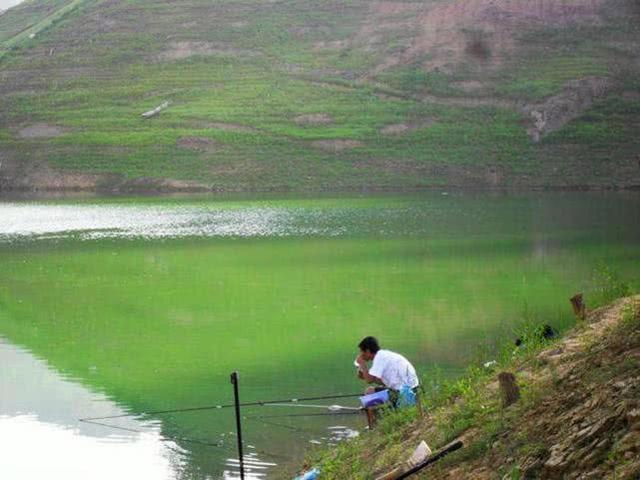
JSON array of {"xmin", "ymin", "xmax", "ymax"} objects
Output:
[
  {"xmin": 0, "ymin": 0, "xmax": 87, "ymax": 60},
  {"xmin": 0, "ymin": 0, "xmax": 639, "ymax": 190}
]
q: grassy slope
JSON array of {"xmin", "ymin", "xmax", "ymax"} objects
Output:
[
  {"xmin": 305, "ymin": 295, "xmax": 640, "ymax": 480},
  {"xmin": 0, "ymin": 0, "xmax": 639, "ymax": 191}
]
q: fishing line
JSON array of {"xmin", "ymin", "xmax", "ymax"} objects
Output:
[
  {"xmin": 79, "ymin": 418, "xmax": 232, "ymax": 450},
  {"xmin": 245, "ymin": 411, "xmax": 361, "ymax": 436},
  {"xmin": 261, "ymin": 403, "xmax": 361, "ymax": 411},
  {"xmin": 247, "ymin": 411, "xmax": 362, "ymax": 420},
  {"xmin": 248, "ymin": 417, "xmax": 310, "ymax": 434},
  {"xmin": 80, "ymin": 417, "xmax": 290, "ymax": 461},
  {"xmin": 79, "ymin": 392, "xmax": 363, "ymax": 421}
]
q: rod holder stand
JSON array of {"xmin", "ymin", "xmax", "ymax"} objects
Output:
[{"xmin": 230, "ymin": 371, "xmax": 245, "ymax": 480}]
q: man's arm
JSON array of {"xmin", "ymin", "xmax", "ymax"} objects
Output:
[{"xmin": 356, "ymin": 355, "xmax": 382, "ymax": 384}]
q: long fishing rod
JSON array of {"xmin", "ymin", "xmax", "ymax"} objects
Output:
[
  {"xmin": 263, "ymin": 403, "xmax": 361, "ymax": 411},
  {"xmin": 247, "ymin": 411, "xmax": 362, "ymax": 420},
  {"xmin": 80, "ymin": 392, "xmax": 363, "ymax": 421}
]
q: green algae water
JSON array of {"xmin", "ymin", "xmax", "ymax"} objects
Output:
[{"xmin": 0, "ymin": 192, "xmax": 638, "ymax": 479}]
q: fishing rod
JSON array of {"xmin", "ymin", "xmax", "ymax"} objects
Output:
[
  {"xmin": 79, "ymin": 392, "xmax": 364, "ymax": 421},
  {"xmin": 263, "ymin": 403, "xmax": 361, "ymax": 411},
  {"xmin": 248, "ymin": 411, "xmax": 361, "ymax": 419}
]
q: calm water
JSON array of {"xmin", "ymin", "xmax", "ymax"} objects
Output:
[
  {"xmin": 0, "ymin": 192, "xmax": 638, "ymax": 479},
  {"xmin": 0, "ymin": 0, "xmax": 23, "ymax": 11}
]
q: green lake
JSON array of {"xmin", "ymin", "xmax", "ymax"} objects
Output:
[{"xmin": 0, "ymin": 192, "xmax": 638, "ymax": 479}]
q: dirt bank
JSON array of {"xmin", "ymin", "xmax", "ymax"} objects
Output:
[{"xmin": 309, "ymin": 296, "xmax": 640, "ymax": 479}]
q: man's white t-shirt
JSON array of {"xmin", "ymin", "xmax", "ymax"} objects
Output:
[{"xmin": 369, "ymin": 349, "xmax": 419, "ymax": 391}]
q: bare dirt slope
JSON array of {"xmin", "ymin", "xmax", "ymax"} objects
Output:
[{"xmin": 426, "ymin": 297, "xmax": 640, "ymax": 479}]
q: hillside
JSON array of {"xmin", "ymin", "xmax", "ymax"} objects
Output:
[
  {"xmin": 307, "ymin": 296, "xmax": 640, "ymax": 479},
  {"xmin": 0, "ymin": 0, "xmax": 639, "ymax": 192}
]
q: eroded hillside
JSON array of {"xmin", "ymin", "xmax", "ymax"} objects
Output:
[{"xmin": 0, "ymin": 0, "xmax": 639, "ymax": 191}]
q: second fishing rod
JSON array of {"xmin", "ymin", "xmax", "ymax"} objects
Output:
[{"xmin": 80, "ymin": 392, "xmax": 364, "ymax": 421}]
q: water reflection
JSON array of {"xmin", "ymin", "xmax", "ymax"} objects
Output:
[
  {"xmin": 2, "ymin": 194, "xmax": 637, "ymax": 242},
  {"xmin": 0, "ymin": 202, "xmax": 389, "ymax": 240},
  {"xmin": 223, "ymin": 452, "xmax": 277, "ymax": 479},
  {"xmin": 0, "ymin": 338, "xmax": 185, "ymax": 479}
]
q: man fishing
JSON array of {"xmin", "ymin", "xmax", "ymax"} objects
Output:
[{"xmin": 355, "ymin": 336, "xmax": 420, "ymax": 398}]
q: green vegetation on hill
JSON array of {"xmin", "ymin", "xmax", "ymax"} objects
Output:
[{"xmin": 0, "ymin": 0, "xmax": 639, "ymax": 191}]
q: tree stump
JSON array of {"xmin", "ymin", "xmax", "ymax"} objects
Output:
[
  {"xmin": 570, "ymin": 293, "xmax": 586, "ymax": 320},
  {"xmin": 498, "ymin": 372, "xmax": 520, "ymax": 408}
]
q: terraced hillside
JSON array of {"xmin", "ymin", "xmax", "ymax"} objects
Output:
[{"xmin": 0, "ymin": 0, "xmax": 639, "ymax": 192}]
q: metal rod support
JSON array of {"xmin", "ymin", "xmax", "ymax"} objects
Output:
[{"xmin": 231, "ymin": 371, "xmax": 245, "ymax": 480}]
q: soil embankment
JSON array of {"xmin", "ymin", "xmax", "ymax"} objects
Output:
[{"xmin": 310, "ymin": 296, "xmax": 640, "ymax": 479}]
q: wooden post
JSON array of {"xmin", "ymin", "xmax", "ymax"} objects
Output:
[
  {"xmin": 498, "ymin": 372, "xmax": 520, "ymax": 408},
  {"xmin": 570, "ymin": 293, "xmax": 586, "ymax": 320}
]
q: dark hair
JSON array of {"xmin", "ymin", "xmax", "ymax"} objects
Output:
[{"xmin": 358, "ymin": 336, "xmax": 380, "ymax": 354}]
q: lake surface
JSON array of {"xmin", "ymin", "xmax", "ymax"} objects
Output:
[
  {"xmin": 0, "ymin": 192, "xmax": 638, "ymax": 479},
  {"xmin": 0, "ymin": 0, "xmax": 23, "ymax": 11}
]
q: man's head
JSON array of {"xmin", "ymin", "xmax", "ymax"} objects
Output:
[{"xmin": 358, "ymin": 336, "xmax": 380, "ymax": 361}]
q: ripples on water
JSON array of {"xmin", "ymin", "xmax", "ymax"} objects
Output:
[
  {"xmin": 0, "ymin": 202, "xmax": 432, "ymax": 241},
  {"xmin": 223, "ymin": 452, "xmax": 277, "ymax": 479}
]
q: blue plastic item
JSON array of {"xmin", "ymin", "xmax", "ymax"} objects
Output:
[
  {"xmin": 294, "ymin": 467, "xmax": 320, "ymax": 480},
  {"xmin": 397, "ymin": 384, "xmax": 417, "ymax": 408},
  {"xmin": 359, "ymin": 389, "xmax": 390, "ymax": 408}
]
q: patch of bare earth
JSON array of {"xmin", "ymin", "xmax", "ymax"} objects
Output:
[
  {"xmin": 157, "ymin": 41, "xmax": 260, "ymax": 61},
  {"xmin": 0, "ymin": 156, "xmax": 104, "ymax": 190},
  {"xmin": 312, "ymin": 40, "xmax": 348, "ymax": 51},
  {"xmin": 351, "ymin": 159, "xmax": 509, "ymax": 188},
  {"xmin": 176, "ymin": 136, "xmax": 217, "ymax": 153},
  {"xmin": 293, "ymin": 113, "xmax": 334, "ymax": 126},
  {"xmin": 0, "ymin": 151, "xmax": 211, "ymax": 193},
  {"xmin": 16, "ymin": 123, "xmax": 67, "ymax": 139},
  {"xmin": 524, "ymin": 76, "xmax": 613, "ymax": 142},
  {"xmin": 118, "ymin": 177, "xmax": 208, "ymax": 193},
  {"xmin": 209, "ymin": 159, "xmax": 266, "ymax": 178},
  {"xmin": 360, "ymin": 0, "xmax": 606, "ymax": 75},
  {"xmin": 311, "ymin": 139, "xmax": 363, "ymax": 153},
  {"xmin": 379, "ymin": 119, "xmax": 435, "ymax": 136}
]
